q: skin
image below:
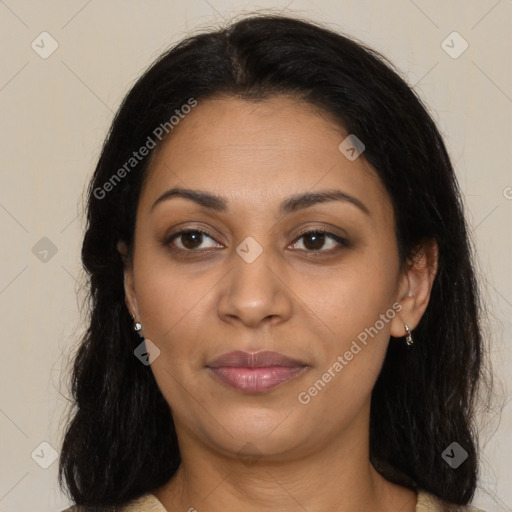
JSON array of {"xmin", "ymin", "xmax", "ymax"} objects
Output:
[{"xmin": 119, "ymin": 96, "xmax": 438, "ymax": 512}]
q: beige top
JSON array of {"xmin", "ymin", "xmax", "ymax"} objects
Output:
[{"xmin": 62, "ymin": 490, "xmax": 486, "ymax": 511}]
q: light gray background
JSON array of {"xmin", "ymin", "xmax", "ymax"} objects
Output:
[{"xmin": 0, "ymin": 1, "xmax": 510, "ymax": 511}]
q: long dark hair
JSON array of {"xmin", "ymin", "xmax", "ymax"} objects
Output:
[{"xmin": 59, "ymin": 13, "xmax": 490, "ymax": 508}]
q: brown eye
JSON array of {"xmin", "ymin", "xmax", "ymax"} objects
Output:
[
  {"xmin": 291, "ymin": 230, "xmax": 350, "ymax": 252},
  {"xmin": 181, "ymin": 231, "xmax": 203, "ymax": 249},
  {"xmin": 302, "ymin": 232, "xmax": 327, "ymax": 250},
  {"xmin": 166, "ymin": 230, "xmax": 220, "ymax": 250}
]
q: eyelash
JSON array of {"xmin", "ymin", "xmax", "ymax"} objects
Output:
[{"xmin": 162, "ymin": 228, "xmax": 350, "ymax": 255}]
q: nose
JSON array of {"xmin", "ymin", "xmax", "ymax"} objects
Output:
[{"xmin": 217, "ymin": 241, "xmax": 293, "ymax": 329}]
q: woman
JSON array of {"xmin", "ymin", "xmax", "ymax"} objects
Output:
[{"xmin": 60, "ymin": 13, "xmax": 488, "ymax": 512}]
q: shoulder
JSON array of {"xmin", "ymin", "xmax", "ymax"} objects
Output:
[
  {"xmin": 417, "ymin": 490, "xmax": 487, "ymax": 512},
  {"xmin": 59, "ymin": 493, "xmax": 166, "ymax": 512}
]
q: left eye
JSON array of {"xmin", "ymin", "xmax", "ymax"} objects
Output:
[{"xmin": 290, "ymin": 230, "xmax": 349, "ymax": 251}]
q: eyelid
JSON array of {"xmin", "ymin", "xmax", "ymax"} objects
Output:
[{"xmin": 162, "ymin": 228, "xmax": 221, "ymax": 249}]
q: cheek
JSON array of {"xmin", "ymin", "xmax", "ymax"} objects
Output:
[
  {"xmin": 295, "ymin": 278, "xmax": 397, "ymax": 423},
  {"xmin": 133, "ymin": 250, "xmax": 222, "ymax": 365},
  {"xmin": 137, "ymin": 278, "xmax": 206, "ymax": 347},
  {"xmin": 298, "ymin": 247, "xmax": 399, "ymax": 340},
  {"xmin": 136, "ymin": 268, "xmax": 215, "ymax": 405},
  {"xmin": 133, "ymin": 241, "xmax": 188, "ymax": 323},
  {"xmin": 295, "ymin": 241, "xmax": 399, "ymax": 398}
]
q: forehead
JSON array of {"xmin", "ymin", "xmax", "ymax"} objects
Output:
[{"xmin": 138, "ymin": 96, "xmax": 393, "ymax": 226}]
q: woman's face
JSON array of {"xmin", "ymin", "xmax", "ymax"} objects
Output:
[{"xmin": 122, "ymin": 96, "xmax": 414, "ymax": 461}]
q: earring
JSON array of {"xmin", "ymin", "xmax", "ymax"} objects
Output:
[
  {"xmin": 404, "ymin": 323, "xmax": 414, "ymax": 346},
  {"xmin": 132, "ymin": 316, "xmax": 144, "ymax": 339}
]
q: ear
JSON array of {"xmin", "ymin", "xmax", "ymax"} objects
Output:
[
  {"xmin": 390, "ymin": 238, "xmax": 439, "ymax": 338},
  {"xmin": 117, "ymin": 240, "xmax": 140, "ymax": 320}
]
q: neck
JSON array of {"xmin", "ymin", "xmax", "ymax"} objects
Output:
[{"xmin": 154, "ymin": 408, "xmax": 417, "ymax": 512}]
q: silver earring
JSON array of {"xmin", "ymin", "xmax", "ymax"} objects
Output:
[
  {"xmin": 132, "ymin": 316, "xmax": 144, "ymax": 338},
  {"xmin": 404, "ymin": 323, "xmax": 414, "ymax": 346}
]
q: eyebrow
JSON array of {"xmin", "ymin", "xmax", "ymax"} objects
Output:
[{"xmin": 150, "ymin": 187, "xmax": 370, "ymax": 216}]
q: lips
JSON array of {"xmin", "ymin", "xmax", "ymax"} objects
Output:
[
  {"xmin": 207, "ymin": 350, "xmax": 307, "ymax": 368},
  {"xmin": 206, "ymin": 350, "xmax": 308, "ymax": 393}
]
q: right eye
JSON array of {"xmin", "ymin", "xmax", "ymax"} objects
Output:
[{"xmin": 164, "ymin": 229, "xmax": 223, "ymax": 251}]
